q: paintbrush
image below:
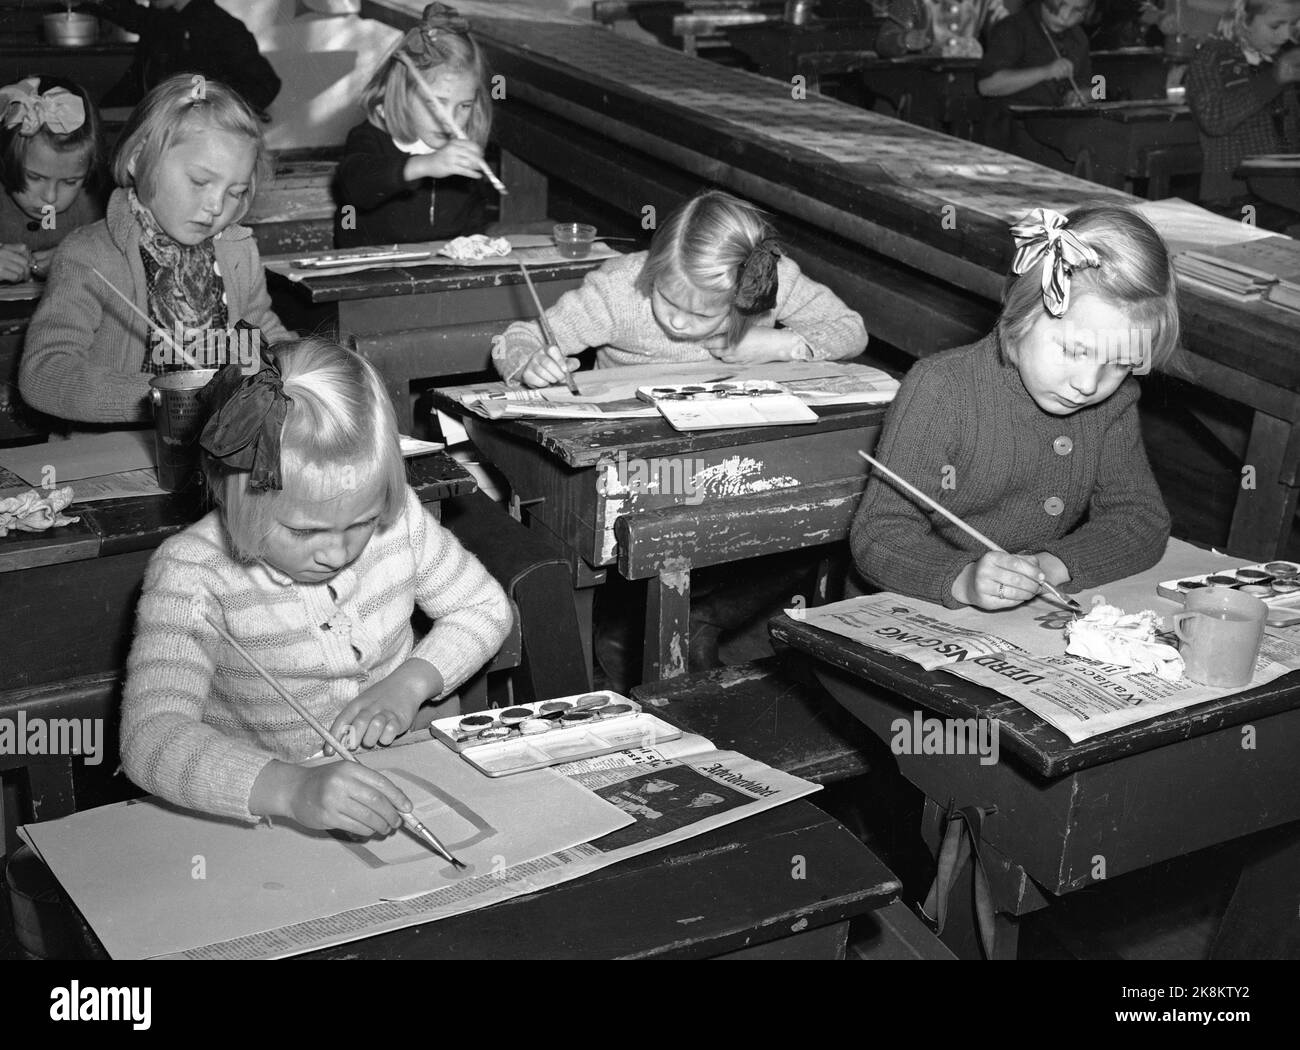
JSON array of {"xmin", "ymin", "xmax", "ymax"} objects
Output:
[
  {"xmin": 92, "ymin": 267, "xmax": 203, "ymax": 371},
  {"xmin": 394, "ymin": 51, "xmax": 508, "ymax": 196},
  {"xmin": 517, "ymin": 259, "xmax": 581, "ymax": 395},
  {"xmin": 202, "ymin": 611, "xmax": 467, "ymax": 868},
  {"xmin": 857, "ymin": 449, "xmax": 1083, "ymax": 613},
  {"xmin": 1038, "ymin": 22, "xmax": 1088, "ymax": 107}
]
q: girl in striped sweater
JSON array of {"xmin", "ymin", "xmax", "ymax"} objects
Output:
[{"xmin": 121, "ymin": 338, "xmax": 512, "ymax": 836}]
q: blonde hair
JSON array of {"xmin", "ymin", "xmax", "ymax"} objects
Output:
[
  {"xmin": 204, "ymin": 338, "xmax": 407, "ymax": 562},
  {"xmin": 639, "ymin": 190, "xmax": 779, "ymax": 347},
  {"xmin": 998, "ymin": 204, "xmax": 1180, "ymax": 373},
  {"xmin": 1218, "ymin": 0, "xmax": 1299, "ymax": 45},
  {"xmin": 360, "ymin": 23, "xmax": 491, "ymax": 148},
  {"xmin": 111, "ymin": 74, "xmax": 269, "ymax": 221}
]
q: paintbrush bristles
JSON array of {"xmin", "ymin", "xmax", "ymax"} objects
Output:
[{"xmin": 394, "ymin": 51, "xmax": 509, "ymax": 195}]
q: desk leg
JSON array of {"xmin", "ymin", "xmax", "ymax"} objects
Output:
[
  {"xmin": 499, "ymin": 151, "xmax": 548, "ymax": 225},
  {"xmin": 1228, "ymin": 411, "xmax": 1300, "ymax": 559},
  {"xmin": 643, "ymin": 562, "xmax": 691, "ymax": 681}
]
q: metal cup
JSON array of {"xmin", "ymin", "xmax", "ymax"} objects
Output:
[{"xmin": 149, "ymin": 370, "xmax": 218, "ymax": 492}]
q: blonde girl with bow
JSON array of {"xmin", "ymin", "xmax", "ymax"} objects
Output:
[
  {"xmin": 851, "ymin": 205, "xmax": 1179, "ymax": 611},
  {"xmin": 492, "ymin": 189, "xmax": 868, "ymax": 387},
  {"xmin": 121, "ymin": 338, "xmax": 511, "ymax": 832},
  {"xmin": 0, "ymin": 76, "xmax": 103, "ymax": 283}
]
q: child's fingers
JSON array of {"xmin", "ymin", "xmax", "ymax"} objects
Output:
[{"xmin": 522, "ymin": 346, "xmax": 569, "ymax": 386}]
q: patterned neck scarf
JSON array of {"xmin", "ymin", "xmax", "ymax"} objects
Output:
[{"xmin": 130, "ymin": 189, "xmax": 228, "ymax": 374}]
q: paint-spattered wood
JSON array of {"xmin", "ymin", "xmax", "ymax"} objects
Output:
[
  {"xmin": 299, "ymin": 800, "xmax": 900, "ymax": 959},
  {"xmin": 631, "ymin": 655, "xmax": 876, "ymax": 785},
  {"xmin": 775, "ymin": 613, "xmax": 1300, "ymax": 896}
]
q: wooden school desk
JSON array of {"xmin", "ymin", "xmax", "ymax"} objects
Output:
[
  {"xmin": 360, "ymin": 0, "xmax": 1300, "ymax": 561},
  {"xmin": 0, "ymin": 297, "xmax": 43, "ymax": 445},
  {"xmin": 432, "ymin": 389, "xmax": 886, "ymax": 682},
  {"xmin": 770, "ymin": 612, "xmax": 1300, "ymax": 959},
  {"xmin": 266, "ymin": 258, "xmax": 606, "ymax": 433},
  {"xmin": 0, "ymin": 454, "xmax": 476, "ymax": 857},
  {"xmin": 1007, "ymin": 101, "xmax": 1201, "ymax": 195}
]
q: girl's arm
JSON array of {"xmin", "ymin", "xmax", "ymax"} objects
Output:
[
  {"xmin": 18, "ymin": 247, "xmax": 153, "ymax": 423},
  {"xmin": 405, "ymin": 492, "xmax": 513, "ymax": 689},
  {"xmin": 1186, "ymin": 44, "xmax": 1289, "ymax": 137},
  {"xmin": 768, "ymin": 256, "xmax": 868, "ymax": 360},
  {"xmin": 1036, "ymin": 382, "xmax": 1170, "ymax": 589},
  {"xmin": 120, "ymin": 549, "xmax": 280, "ymax": 823},
  {"xmin": 491, "ymin": 258, "xmax": 627, "ymax": 383},
  {"xmin": 235, "ymin": 237, "xmax": 293, "ymax": 346},
  {"xmin": 334, "ymin": 125, "xmax": 420, "ymax": 211},
  {"xmin": 848, "ymin": 359, "xmax": 981, "ymax": 607}
]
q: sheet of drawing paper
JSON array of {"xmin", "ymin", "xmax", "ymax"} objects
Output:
[
  {"xmin": 19, "ymin": 740, "xmax": 631, "ymax": 959},
  {"xmin": 0, "ymin": 431, "xmax": 154, "ymax": 486},
  {"xmin": 571, "ymin": 360, "xmax": 876, "ymax": 402}
]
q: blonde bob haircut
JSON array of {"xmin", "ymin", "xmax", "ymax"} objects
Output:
[
  {"xmin": 1217, "ymin": 0, "xmax": 1300, "ymax": 46},
  {"xmin": 204, "ymin": 338, "xmax": 407, "ymax": 563},
  {"xmin": 997, "ymin": 204, "xmax": 1180, "ymax": 373},
  {"xmin": 360, "ymin": 26, "xmax": 491, "ymax": 148},
  {"xmin": 638, "ymin": 190, "xmax": 778, "ymax": 348},
  {"xmin": 111, "ymin": 74, "xmax": 270, "ymax": 221}
]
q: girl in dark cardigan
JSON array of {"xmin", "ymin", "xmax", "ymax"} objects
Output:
[{"xmin": 333, "ymin": 3, "xmax": 495, "ymax": 249}]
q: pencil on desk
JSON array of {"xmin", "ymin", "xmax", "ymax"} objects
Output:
[
  {"xmin": 516, "ymin": 260, "xmax": 581, "ymax": 395},
  {"xmin": 201, "ymin": 612, "xmax": 467, "ymax": 867},
  {"xmin": 857, "ymin": 449, "xmax": 1082, "ymax": 612},
  {"xmin": 395, "ymin": 51, "xmax": 508, "ymax": 196}
]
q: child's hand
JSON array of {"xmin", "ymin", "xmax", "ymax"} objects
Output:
[
  {"xmin": 1046, "ymin": 58, "xmax": 1075, "ymax": 82},
  {"xmin": 28, "ymin": 247, "xmax": 53, "ymax": 281},
  {"xmin": 705, "ymin": 328, "xmax": 810, "ymax": 364},
  {"xmin": 954, "ymin": 551, "xmax": 1046, "ymax": 610},
  {"xmin": 1277, "ymin": 49, "xmax": 1300, "ymax": 84},
  {"xmin": 0, "ymin": 243, "xmax": 32, "ymax": 283},
  {"xmin": 328, "ymin": 657, "xmax": 444, "ymax": 750},
  {"xmin": 289, "ymin": 761, "xmax": 411, "ymax": 837},
  {"xmin": 520, "ymin": 344, "xmax": 576, "ymax": 388},
  {"xmin": 420, "ymin": 140, "xmax": 485, "ymax": 180}
]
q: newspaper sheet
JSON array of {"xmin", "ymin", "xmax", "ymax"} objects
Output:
[
  {"xmin": 793, "ymin": 540, "xmax": 1300, "ymax": 743},
  {"xmin": 22, "ymin": 735, "xmax": 818, "ymax": 959}
]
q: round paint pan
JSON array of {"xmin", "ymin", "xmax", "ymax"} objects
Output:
[
  {"xmin": 477, "ymin": 725, "xmax": 512, "ymax": 741},
  {"xmin": 498, "ymin": 707, "xmax": 533, "ymax": 727},
  {"xmin": 537, "ymin": 701, "xmax": 573, "ymax": 719},
  {"xmin": 573, "ymin": 693, "xmax": 611, "ymax": 711},
  {"xmin": 519, "ymin": 719, "xmax": 551, "ymax": 735}
]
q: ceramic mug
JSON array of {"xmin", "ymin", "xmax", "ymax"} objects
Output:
[{"xmin": 1172, "ymin": 585, "xmax": 1267, "ymax": 688}]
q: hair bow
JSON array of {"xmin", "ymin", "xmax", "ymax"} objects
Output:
[
  {"xmin": 199, "ymin": 339, "xmax": 290, "ymax": 492},
  {"xmin": 1009, "ymin": 208, "xmax": 1100, "ymax": 317},
  {"xmin": 734, "ymin": 238, "xmax": 782, "ymax": 314},
  {"xmin": 414, "ymin": 2, "xmax": 468, "ymax": 48},
  {"xmin": 0, "ymin": 78, "xmax": 86, "ymax": 137}
]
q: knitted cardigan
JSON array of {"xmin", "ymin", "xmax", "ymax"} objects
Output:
[
  {"xmin": 849, "ymin": 334, "xmax": 1170, "ymax": 608},
  {"xmin": 121, "ymin": 486, "xmax": 513, "ymax": 823},
  {"xmin": 0, "ymin": 190, "xmax": 102, "ymax": 256},
  {"xmin": 19, "ymin": 188, "xmax": 292, "ymax": 424},
  {"xmin": 491, "ymin": 251, "xmax": 868, "ymax": 383},
  {"xmin": 1186, "ymin": 36, "xmax": 1300, "ymax": 205}
]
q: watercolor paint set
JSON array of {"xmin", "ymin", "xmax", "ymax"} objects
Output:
[
  {"xmin": 636, "ymin": 380, "xmax": 817, "ymax": 431},
  {"xmin": 1157, "ymin": 560, "xmax": 1300, "ymax": 627},
  {"xmin": 428, "ymin": 690, "xmax": 683, "ymax": 776}
]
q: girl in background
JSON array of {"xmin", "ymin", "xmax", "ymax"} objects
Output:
[
  {"xmin": 0, "ymin": 76, "xmax": 104, "ymax": 283},
  {"xmin": 334, "ymin": 3, "xmax": 495, "ymax": 249}
]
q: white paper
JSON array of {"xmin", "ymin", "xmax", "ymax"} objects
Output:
[{"xmin": 0, "ymin": 431, "xmax": 155, "ymax": 486}]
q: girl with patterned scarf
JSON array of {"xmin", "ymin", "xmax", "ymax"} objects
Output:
[{"xmin": 19, "ymin": 74, "xmax": 291, "ymax": 425}]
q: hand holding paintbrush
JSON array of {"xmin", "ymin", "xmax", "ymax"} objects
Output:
[
  {"xmin": 516, "ymin": 259, "xmax": 581, "ymax": 395},
  {"xmin": 203, "ymin": 611, "xmax": 467, "ymax": 867},
  {"xmin": 858, "ymin": 450, "xmax": 1082, "ymax": 613},
  {"xmin": 394, "ymin": 51, "xmax": 508, "ymax": 196}
]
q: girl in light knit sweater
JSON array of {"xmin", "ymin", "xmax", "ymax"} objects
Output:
[
  {"xmin": 19, "ymin": 75, "xmax": 290, "ymax": 425},
  {"xmin": 851, "ymin": 205, "xmax": 1177, "ymax": 610},
  {"xmin": 492, "ymin": 190, "xmax": 868, "ymax": 387},
  {"xmin": 122, "ymin": 338, "xmax": 512, "ymax": 835}
]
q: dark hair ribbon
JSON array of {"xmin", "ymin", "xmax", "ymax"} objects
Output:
[
  {"xmin": 734, "ymin": 238, "xmax": 782, "ymax": 314},
  {"xmin": 408, "ymin": 2, "xmax": 469, "ymax": 52},
  {"xmin": 199, "ymin": 338, "xmax": 290, "ymax": 492}
]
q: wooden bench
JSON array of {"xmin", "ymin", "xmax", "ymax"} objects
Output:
[{"xmin": 631, "ymin": 652, "xmax": 955, "ymax": 958}]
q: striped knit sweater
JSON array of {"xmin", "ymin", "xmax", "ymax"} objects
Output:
[
  {"xmin": 491, "ymin": 251, "xmax": 868, "ymax": 383},
  {"xmin": 850, "ymin": 334, "xmax": 1170, "ymax": 608},
  {"xmin": 121, "ymin": 486, "xmax": 512, "ymax": 822}
]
